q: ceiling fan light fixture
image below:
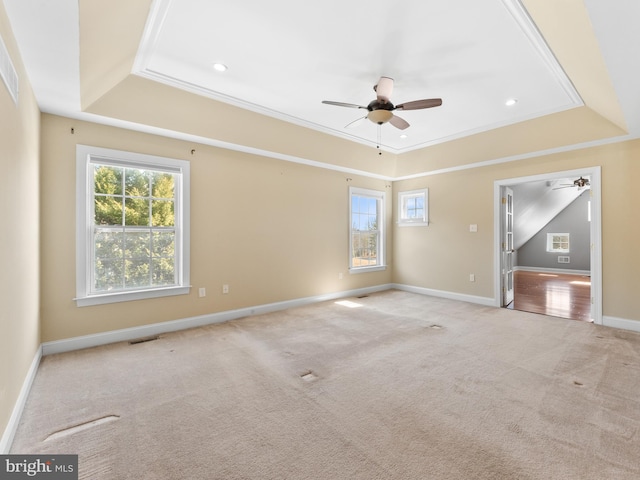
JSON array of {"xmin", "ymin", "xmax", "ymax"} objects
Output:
[{"xmin": 368, "ymin": 109, "xmax": 393, "ymax": 125}]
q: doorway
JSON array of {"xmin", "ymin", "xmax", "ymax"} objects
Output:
[{"xmin": 494, "ymin": 167, "xmax": 602, "ymax": 324}]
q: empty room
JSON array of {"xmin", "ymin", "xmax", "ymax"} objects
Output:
[{"xmin": 1, "ymin": 1, "xmax": 639, "ymax": 478}]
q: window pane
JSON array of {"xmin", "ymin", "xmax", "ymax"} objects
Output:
[
  {"xmin": 152, "ymin": 257, "xmax": 176, "ymax": 285},
  {"xmin": 125, "ymin": 258, "xmax": 151, "ymax": 288},
  {"xmin": 152, "ymin": 172, "xmax": 175, "ymax": 199},
  {"xmin": 152, "ymin": 231, "xmax": 175, "ymax": 257},
  {"xmin": 125, "ymin": 197, "xmax": 150, "ymax": 226},
  {"xmin": 125, "ymin": 168, "xmax": 150, "ymax": 197},
  {"xmin": 351, "ymin": 196, "xmax": 360, "ymax": 214},
  {"xmin": 95, "ymin": 229, "xmax": 124, "ymax": 259},
  {"xmin": 352, "ymin": 232, "xmax": 378, "ymax": 266},
  {"xmin": 366, "ymin": 197, "xmax": 377, "ymax": 215},
  {"xmin": 94, "ymin": 258, "xmax": 124, "ymax": 292},
  {"xmin": 94, "ymin": 165, "xmax": 122, "ymax": 195},
  {"xmin": 125, "ymin": 231, "xmax": 150, "ymax": 258},
  {"xmin": 152, "ymin": 200, "xmax": 175, "ymax": 227},
  {"xmin": 411, "ymin": 207, "xmax": 424, "ymax": 219},
  {"xmin": 94, "ymin": 195, "xmax": 123, "ymax": 225}
]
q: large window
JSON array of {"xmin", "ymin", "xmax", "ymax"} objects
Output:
[
  {"xmin": 76, "ymin": 145, "xmax": 190, "ymax": 306},
  {"xmin": 349, "ymin": 187, "xmax": 385, "ymax": 272}
]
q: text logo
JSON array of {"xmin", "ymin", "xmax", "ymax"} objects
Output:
[{"xmin": 0, "ymin": 455, "xmax": 78, "ymax": 479}]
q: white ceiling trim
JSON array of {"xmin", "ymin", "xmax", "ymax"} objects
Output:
[
  {"xmin": 500, "ymin": 0, "xmax": 582, "ymax": 105},
  {"xmin": 47, "ymin": 105, "xmax": 633, "ymax": 185},
  {"xmin": 392, "ymin": 133, "xmax": 633, "ymax": 182},
  {"xmin": 132, "ymin": 0, "xmax": 583, "ymax": 155},
  {"xmin": 52, "ymin": 108, "xmax": 396, "ymax": 181}
]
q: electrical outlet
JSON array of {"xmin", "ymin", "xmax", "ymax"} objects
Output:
[
  {"xmin": 469, "ymin": 224, "xmax": 478, "ymax": 233},
  {"xmin": 338, "ymin": 272, "xmax": 343, "ymax": 280},
  {"xmin": 469, "ymin": 274, "xmax": 475, "ymax": 282},
  {"xmin": 222, "ymin": 284, "xmax": 229, "ymax": 294},
  {"xmin": 198, "ymin": 287, "xmax": 206, "ymax": 297}
]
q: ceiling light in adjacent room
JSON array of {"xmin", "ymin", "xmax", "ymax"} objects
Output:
[
  {"xmin": 505, "ymin": 98, "xmax": 518, "ymax": 106},
  {"xmin": 213, "ymin": 63, "xmax": 228, "ymax": 72}
]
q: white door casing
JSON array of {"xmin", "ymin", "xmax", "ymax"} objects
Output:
[{"xmin": 494, "ymin": 167, "xmax": 602, "ymax": 325}]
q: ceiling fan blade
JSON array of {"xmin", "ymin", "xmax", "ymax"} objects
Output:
[
  {"xmin": 395, "ymin": 98, "xmax": 443, "ymax": 110},
  {"xmin": 375, "ymin": 76, "xmax": 394, "ymax": 103},
  {"xmin": 389, "ymin": 114, "xmax": 410, "ymax": 130},
  {"xmin": 322, "ymin": 100, "xmax": 367, "ymax": 109},
  {"xmin": 345, "ymin": 116, "xmax": 366, "ymax": 128}
]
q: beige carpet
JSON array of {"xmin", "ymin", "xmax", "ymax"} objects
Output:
[{"xmin": 11, "ymin": 290, "xmax": 640, "ymax": 479}]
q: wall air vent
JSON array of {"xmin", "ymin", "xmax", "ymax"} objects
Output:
[
  {"xmin": 0, "ymin": 35, "xmax": 19, "ymax": 105},
  {"xmin": 558, "ymin": 256, "xmax": 570, "ymax": 264}
]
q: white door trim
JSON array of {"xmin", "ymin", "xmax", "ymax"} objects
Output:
[
  {"xmin": 493, "ymin": 167, "xmax": 602, "ymax": 324},
  {"xmin": 502, "ymin": 187, "xmax": 515, "ymax": 305}
]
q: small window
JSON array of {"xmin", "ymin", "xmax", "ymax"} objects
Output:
[
  {"xmin": 398, "ymin": 189, "xmax": 428, "ymax": 226},
  {"xmin": 76, "ymin": 145, "xmax": 190, "ymax": 306},
  {"xmin": 546, "ymin": 233, "xmax": 570, "ymax": 253},
  {"xmin": 349, "ymin": 187, "xmax": 386, "ymax": 272}
]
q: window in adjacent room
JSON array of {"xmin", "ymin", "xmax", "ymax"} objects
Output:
[
  {"xmin": 349, "ymin": 187, "xmax": 385, "ymax": 272},
  {"xmin": 398, "ymin": 188, "xmax": 428, "ymax": 226},
  {"xmin": 76, "ymin": 145, "xmax": 190, "ymax": 306},
  {"xmin": 546, "ymin": 233, "xmax": 570, "ymax": 253}
]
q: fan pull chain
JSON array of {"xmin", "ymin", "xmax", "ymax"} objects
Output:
[{"xmin": 377, "ymin": 125, "xmax": 382, "ymax": 155}]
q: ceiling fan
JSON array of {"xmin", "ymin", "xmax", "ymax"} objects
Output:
[
  {"xmin": 322, "ymin": 76, "xmax": 442, "ymax": 130},
  {"xmin": 553, "ymin": 176, "xmax": 591, "ymax": 190}
]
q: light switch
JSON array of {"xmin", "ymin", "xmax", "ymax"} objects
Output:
[{"xmin": 469, "ymin": 224, "xmax": 478, "ymax": 232}]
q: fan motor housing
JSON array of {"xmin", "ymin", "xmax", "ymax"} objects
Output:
[{"xmin": 367, "ymin": 100, "xmax": 394, "ymax": 112}]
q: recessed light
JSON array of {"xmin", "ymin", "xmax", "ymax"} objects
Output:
[
  {"xmin": 505, "ymin": 98, "xmax": 518, "ymax": 106},
  {"xmin": 213, "ymin": 63, "xmax": 228, "ymax": 72},
  {"xmin": 400, "ymin": 134, "xmax": 408, "ymax": 139}
]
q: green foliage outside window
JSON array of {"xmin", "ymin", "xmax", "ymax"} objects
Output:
[{"xmin": 92, "ymin": 164, "xmax": 177, "ymax": 292}]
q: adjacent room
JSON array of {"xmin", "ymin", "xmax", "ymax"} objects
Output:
[{"xmin": 1, "ymin": 0, "xmax": 639, "ymax": 478}]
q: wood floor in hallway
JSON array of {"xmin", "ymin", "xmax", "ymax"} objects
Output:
[{"xmin": 511, "ymin": 270, "xmax": 592, "ymax": 322}]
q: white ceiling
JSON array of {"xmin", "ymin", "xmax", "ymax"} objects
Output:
[{"xmin": 4, "ymin": 0, "xmax": 640, "ymax": 155}]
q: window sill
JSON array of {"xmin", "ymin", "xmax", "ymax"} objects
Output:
[
  {"xmin": 349, "ymin": 265, "xmax": 387, "ymax": 274},
  {"xmin": 75, "ymin": 286, "xmax": 191, "ymax": 307},
  {"xmin": 398, "ymin": 221, "xmax": 429, "ymax": 227}
]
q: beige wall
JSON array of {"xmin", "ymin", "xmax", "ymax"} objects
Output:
[
  {"xmin": 0, "ymin": 4, "xmax": 40, "ymax": 448},
  {"xmin": 392, "ymin": 139, "xmax": 640, "ymax": 322},
  {"xmin": 40, "ymin": 114, "xmax": 393, "ymax": 342},
  {"xmin": 41, "ymin": 111, "xmax": 640, "ymax": 347}
]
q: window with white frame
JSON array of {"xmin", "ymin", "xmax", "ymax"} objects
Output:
[
  {"xmin": 546, "ymin": 233, "xmax": 570, "ymax": 253},
  {"xmin": 398, "ymin": 188, "xmax": 428, "ymax": 226},
  {"xmin": 349, "ymin": 187, "xmax": 385, "ymax": 272},
  {"xmin": 76, "ymin": 145, "xmax": 190, "ymax": 306}
]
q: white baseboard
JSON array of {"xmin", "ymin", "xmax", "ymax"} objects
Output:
[
  {"xmin": 514, "ymin": 266, "xmax": 590, "ymax": 276},
  {"xmin": 0, "ymin": 346, "xmax": 42, "ymax": 454},
  {"xmin": 602, "ymin": 316, "xmax": 640, "ymax": 334},
  {"xmin": 392, "ymin": 283, "xmax": 496, "ymax": 307},
  {"xmin": 42, "ymin": 284, "xmax": 393, "ymax": 356}
]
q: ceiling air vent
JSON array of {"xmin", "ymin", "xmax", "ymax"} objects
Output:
[{"xmin": 0, "ymin": 35, "xmax": 19, "ymax": 105}]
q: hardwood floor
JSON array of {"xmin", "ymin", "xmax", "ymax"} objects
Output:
[{"xmin": 510, "ymin": 270, "xmax": 592, "ymax": 322}]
